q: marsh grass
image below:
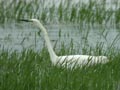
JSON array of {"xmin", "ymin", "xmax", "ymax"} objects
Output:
[
  {"xmin": 0, "ymin": 43, "xmax": 120, "ymax": 90},
  {"xmin": 0, "ymin": 0, "xmax": 120, "ymax": 25}
]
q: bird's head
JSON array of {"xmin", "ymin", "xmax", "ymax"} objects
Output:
[
  {"xmin": 19, "ymin": 19, "xmax": 41, "ymax": 27},
  {"xmin": 19, "ymin": 19, "xmax": 44, "ymax": 36}
]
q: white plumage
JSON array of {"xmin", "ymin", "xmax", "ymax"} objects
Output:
[
  {"xmin": 20, "ymin": 19, "xmax": 109, "ymax": 69},
  {"xmin": 57, "ymin": 55, "xmax": 108, "ymax": 69}
]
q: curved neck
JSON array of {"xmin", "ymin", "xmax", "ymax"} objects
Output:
[{"xmin": 38, "ymin": 22, "xmax": 57, "ymax": 63}]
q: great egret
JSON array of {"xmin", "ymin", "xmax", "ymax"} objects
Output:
[{"xmin": 20, "ymin": 19, "xmax": 109, "ymax": 69}]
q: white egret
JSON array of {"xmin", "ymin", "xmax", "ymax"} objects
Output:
[{"xmin": 20, "ymin": 19, "xmax": 109, "ymax": 69}]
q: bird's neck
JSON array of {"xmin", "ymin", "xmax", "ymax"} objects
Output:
[{"xmin": 39, "ymin": 23, "xmax": 58, "ymax": 64}]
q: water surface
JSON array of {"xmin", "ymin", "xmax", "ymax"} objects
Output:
[{"xmin": 0, "ymin": 23, "xmax": 120, "ymax": 53}]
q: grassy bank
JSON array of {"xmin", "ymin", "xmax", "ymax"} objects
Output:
[{"xmin": 0, "ymin": 46, "xmax": 120, "ymax": 90}]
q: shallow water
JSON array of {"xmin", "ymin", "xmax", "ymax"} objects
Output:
[{"xmin": 0, "ymin": 23, "xmax": 120, "ymax": 53}]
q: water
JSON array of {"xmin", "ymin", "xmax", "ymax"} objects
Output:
[{"xmin": 0, "ymin": 23, "xmax": 120, "ymax": 53}]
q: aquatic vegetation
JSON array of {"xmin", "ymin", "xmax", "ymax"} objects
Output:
[
  {"xmin": 0, "ymin": 44, "xmax": 120, "ymax": 90},
  {"xmin": 0, "ymin": 0, "xmax": 120, "ymax": 26}
]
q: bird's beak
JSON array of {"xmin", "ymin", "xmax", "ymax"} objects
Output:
[{"xmin": 18, "ymin": 19, "xmax": 33, "ymax": 22}]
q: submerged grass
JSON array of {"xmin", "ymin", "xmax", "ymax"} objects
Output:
[{"xmin": 0, "ymin": 46, "xmax": 120, "ymax": 90}]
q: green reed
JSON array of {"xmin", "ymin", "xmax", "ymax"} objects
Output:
[
  {"xmin": 0, "ymin": 0, "xmax": 120, "ymax": 25},
  {"xmin": 0, "ymin": 42, "xmax": 120, "ymax": 90}
]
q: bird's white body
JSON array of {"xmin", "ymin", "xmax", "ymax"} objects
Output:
[
  {"xmin": 21, "ymin": 19, "xmax": 109, "ymax": 69},
  {"xmin": 56, "ymin": 55, "xmax": 108, "ymax": 69}
]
